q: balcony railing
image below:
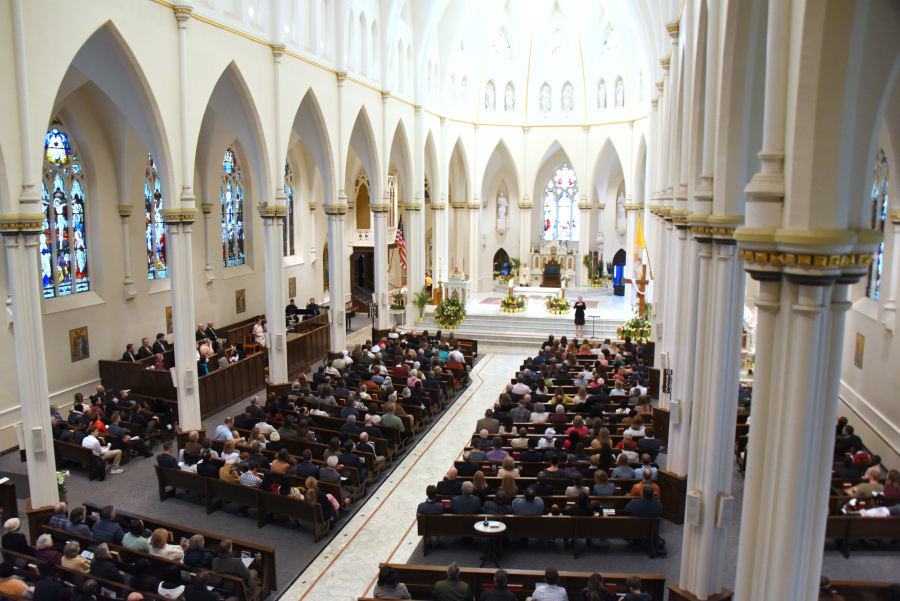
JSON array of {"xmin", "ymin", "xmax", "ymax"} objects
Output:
[{"xmin": 353, "ymin": 228, "xmax": 398, "ymax": 246}]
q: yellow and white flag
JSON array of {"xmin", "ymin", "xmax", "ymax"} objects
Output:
[{"xmin": 632, "ymin": 216, "xmax": 649, "ymax": 306}]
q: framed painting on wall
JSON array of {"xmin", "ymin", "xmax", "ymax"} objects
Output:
[
  {"xmin": 69, "ymin": 327, "xmax": 90, "ymax": 362},
  {"xmin": 854, "ymin": 333, "xmax": 864, "ymax": 369},
  {"xmin": 165, "ymin": 306, "xmax": 173, "ymax": 334},
  {"xmin": 236, "ymin": 289, "xmax": 246, "ymax": 314},
  {"xmin": 288, "ymin": 277, "xmax": 297, "ymax": 299}
]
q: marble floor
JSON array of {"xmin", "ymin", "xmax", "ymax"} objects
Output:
[{"xmin": 281, "ymin": 353, "xmax": 522, "ymax": 601}]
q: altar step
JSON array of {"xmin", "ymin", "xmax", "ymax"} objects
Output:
[
  {"xmin": 490, "ymin": 282, "xmax": 615, "ymax": 296},
  {"xmin": 417, "ymin": 313, "xmax": 622, "ymax": 349}
]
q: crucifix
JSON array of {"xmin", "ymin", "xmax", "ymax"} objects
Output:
[{"xmin": 623, "ymin": 263, "xmax": 650, "ymax": 318}]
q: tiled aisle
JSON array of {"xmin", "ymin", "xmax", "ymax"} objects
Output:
[{"xmin": 282, "ymin": 353, "xmax": 521, "ymax": 600}]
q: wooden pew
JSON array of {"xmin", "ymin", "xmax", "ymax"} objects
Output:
[
  {"xmin": 154, "ymin": 465, "xmax": 332, "ymax": 542},
  {"xmin": 416, "ymin": 514, "xmax": 661, "ymax": 559},
  {"xmin": 363, "ymin": 563, "xmax": 666, "ymax": 601},
  {"xmin": 81, "ymin": 501, "xmax": 277, "ymax": 599},
  {"xmin": 825, "ymin": 516, "xmax": 900, "ymax": 558}
]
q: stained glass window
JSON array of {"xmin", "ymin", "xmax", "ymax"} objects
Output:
[
  {"xmin": 545, "ymin": 30, "xmax": 570, "ymax": 59},
  {"xmin": 602, "ymin": 27, "xmax": 620, "ymax": 54},
  {"xmin": 542, "ymin": 165, "xmax": 579, "ymax": 242},
  {"xmin": 221, "ymin": 148, "xmax": 245, "ymax": 267},
  {"xmin": 867, "ymin": 150, "xmax": 889, "ymax": 300},
  {"xmin": 145, "ymin": 154, "xmax": 167, "ymax": 280},
  {"xmin": 283, "ymin": 159, "xmax": 295, "ymax": 257},
  {"xmin": 41, "ymin": 120, "xmax": 89, "ymax": 298},
  {"xmin": 490, "ymin": 30, "xmax": 512, "ymax": 59}
]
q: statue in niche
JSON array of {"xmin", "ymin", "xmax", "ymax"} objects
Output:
[
  {"xmin": 497, "ymin": 193, "xmax": 508, "ymax": 220},
  {"xmin": 505, "ymin": 84, "xmax": 514, "ymax": 112},
  {"xmin": 562, "ymin": 84, "xmax": 573, "ymax": 113},
  {"xmin": 461, "ymin": 79, "xmax": 468, "ymax": 106},
  {"xmin": 615, "ymin": 79, "xmax": 624, "ymax": 108},
  {"xmin": 540, "ymin": 84, "xmax": 551, "ymax": 113},
  {"xmin": 485, "ymin": 82, "xmax": 495, "ymax": 110},
  {"xmin": 598, "ymin": 81, "xmax": 606, "ymax": 109},
  {"xmin": 616, "ymin": 191, "xmax": 626, "ymax": 223}
]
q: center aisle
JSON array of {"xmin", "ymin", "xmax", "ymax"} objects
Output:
[{"xmin": 283, "ymin": 353, "xmax": 521, "ymax": 600}]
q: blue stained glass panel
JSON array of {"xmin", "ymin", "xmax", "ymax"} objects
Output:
[
  {"xmin": 71, "ymin": 180, "xmax": 89, "ymax": 292},
  {"xmin": 41, "ymin": 182, "xmax": 54, "ymax": 298},
  {"xmin": 44, "ymin": 128, "xmax": 70, "ymax": 165},
  {"xmin": 491, "ymin": 30, "xmax": 512, "ymax": 59}
]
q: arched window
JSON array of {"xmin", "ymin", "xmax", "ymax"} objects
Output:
[
  {"xmin": 542, "ymin": 165, "xmax": 579, "ymax": 241},
  {"xmin": 602, "ymin": 27, "xmax": 620, "ymax": 54},
  {"xmin": 868, "ymin": 150, "xmax": 889, "ymax": 300},
  {"xmin": 146, "ymin": 154, "xmax": 166, "ymax": 280},
  {"xmin": 545, "ymin": 30, "xmax": 571, "ymax": 59},
  {"xmin": 490, "ymin": 29, "xmax": 512, "ymax": 59},
  {"xmin": 284, "ymin": 159, "xmax": 295, "ymax": 257},
  {"xmin": 41, "ymin": 119, "xmax": 89, "ymax": 298},
  {"xmin": 221, "ymin": 148, "xmax": 245, "ymax": 267}
]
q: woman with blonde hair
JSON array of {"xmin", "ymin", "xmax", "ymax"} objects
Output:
[
  {"xmin": 149, "ymin": 528, "xmax": 185, "ymax": 561},
  {"xmin": 499, "ymin": 473, "xmax": 518, "ymax": 498},
  {"xmin": 594, "ymin": 427, "xmax": 611, "ymax": 449},
  {"xmin": 220, "ymin": 439, "xmax": 240, "ymax": 463},
  {"xmin": 472, "ymin": 471, "xmax": 489, "ymax": 504},
  {"xmin": 498, "ymin": 456, "xmax": 520, "ymax": 478},
  {"xmin": 62, "ymin": 540, "xmax": 91, "ymax": 573},
  {"xmin": 610, "ymin": 453, "xmax": 635, "ymax": 479},
  {"xmin": 573, "ymin": 386, "xmax": 588, "ymax": 404},
  {"xmin": 626, "ymin": 414, "xmax": 646, "ymax": 437},
  {"xmin": 593, "ymin": 470, "xmax": 616, "ymax": 496},
  {"xmin": 579, "ymin": 343, "xmax": 592, "ymax": 355},
  {"xmin": 566, "ymin": 415, "xmax": 588, "ymax": 437}
]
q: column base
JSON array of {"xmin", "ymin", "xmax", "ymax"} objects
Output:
[
  {"xmin": 26, "ymin": 499, "xmax": 56, "ymax": 545},
  {"xmin": 668, "ymin": 584, "xmax": 733, "ymax": 601}
]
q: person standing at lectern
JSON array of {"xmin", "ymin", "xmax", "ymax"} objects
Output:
[{"xmin": 573, "ymin": 296, "xmax": 587, "ymax": 337}]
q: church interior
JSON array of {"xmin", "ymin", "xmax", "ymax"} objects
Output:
[{"xmin": 0, "ymin": 0, "xmax": 899, "ymax": 600}]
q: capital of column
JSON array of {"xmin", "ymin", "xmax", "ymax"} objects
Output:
[
  {"xmin": 671, "ymin": 209, "xmax": 690, "ymax": 229},
  {"xmin": 324, "ymin": 202, "xmax": 348, "ymax": 216},
  {"xmin": 272, "ymin": 44, "xmax": 285, "ymax": 61},
  {"xmin": 666, "ymin": 22, "xmax": 679, "ymax": 39},
  {"xmin": 201, "ymin": 203, "xmax": 214, "ymax": 215},
  {"xmin": 371, "ymin": 192, "xmax": 391, "ymax": 212},
  {"xmin": 0, "ymin": 213, "xmax": 44, "ymax": 235},
  {"xmin": 625, "ymin": 203, "xmax": 644, "ymax": 212},
  {"xmin": 160, "ymin": 208, "xmax": 198, "ymax": 226},
  {"xmin": 257, "ymin": 204, "xmax": 289, "ymax": 220},
  {"xmin": 597, "ymin": 203, "xmax": 606, "ymax": 210},
  {"xmin": 660, "ymin": 58, "xmax": 670, "ymax": 72},
  {"xmin": 745, "ymin": 152, "xmax": 786, "ymax": 200},
  {"xmin": 336, "ymin": 71, "xmax": 347, "ymax": 86},
  {"xmin": 468, "ymin": 194, "xmax": 480, "ymax": 210},
  {"xmin": 404, "ymin": 194, "xmax": 424, "ymax": 211},
  {"xmin": 651, "ymin": 99, "xmax": 658, "ymax": 110},
  {"xmin": 518, "ymin": 195, "xmax": 533, "ymax": 209},
  {"xmin": 889, "ymin": 213, "xmax": 900, "ymax": 224},
  {"xmin": 174, "ymin": 3, "xmax": 193, "ymax": 26},
  {"xmin": 117, "ymin": 204, "xmax": 133, "ymax": 218},
  {"xmin": 382, "ymin": 91, "xmax": 390, "ymax": 103}
]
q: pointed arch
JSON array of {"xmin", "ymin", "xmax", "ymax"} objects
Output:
[
  {"xmin": 347, "ymin": 106, "xmax": 382, "ymax": 209},
  {"xmin": 389, "ymin": 119, "xmax": 414, "ymax": 220},
  {"xmin": 533, "ymin": 140, "xmax": 578, "ymax": 242},
  {"xmin": 359, "ymin": 13, "xmax": 368, "ymax": 76},
  {"xmin": 288, "ymin": 89, "xmax": 336, "ymax": 208},
  {"xmin": 590, "ymin": 137, "xmax": 627, "ymax": 206},
  {"xmin": 448, "ymin": 136, "xmax": 472, "ymax": 207},
  {"xmin": 423, "ymin": 130, "xmax": 440, "ymax": 202},
  {"xmin": 481, "ymin": 138, "xmax": 521, "ymax": 205}
]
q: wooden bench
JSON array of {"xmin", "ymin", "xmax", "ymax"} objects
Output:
[
  {"xmin": 416, "ymin": 514, "xmax": 661, "ymax": 558},
  {"xmin": 825, "ymin": 516, "xmax": 900, "ymax": 558},
  {"xmin": 81, "ymin": 501, "xmax": 276, "ymax": 598},
  {"xmin": 154, "ymin": 465, "xmax": 331, "ymax": 541},
  {"xmin": 361, "ymin": 563, "xmax": 666, "ymax": 601}
]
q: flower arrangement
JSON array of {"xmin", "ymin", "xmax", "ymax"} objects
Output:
[
  {"xmin": 435, "ymin": 297, "xmax": 466, "ymax": 328},
  {"xmin": 390, "ymin": 288, "xmax": 407, "ymax": 310},
  {"xmin": 617, "ymin": 315, "xmax": 652, "ymax": 341},
  {"xmin": 500, "ymin": 295, "xmax": 526, "ymax": 313},
  {"xmin": 56, "ymin": 470, "xmax": 70, "ymax": 493},
  {"xmin": 545, "ymin": 296, "xmax": 570, "ymax": 315}
]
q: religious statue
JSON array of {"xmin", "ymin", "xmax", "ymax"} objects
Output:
[
  {"xmin": 497, "ymin": 193, "xmax": 508, "ymax": 220},
  {"xmin": 461, "ymin": 78, "xmax": 468, "ymax": 106},
  {"xmin": 598, "ymin": 81, "xmax": 606, "ymax": 109},
  {"xmin": 615, "ymin": 79, "xmax": 624, "ymax": 108},
  {"xmin": 540, "ymin": 84, "xmax": 551, "ymax": 113},
  {"xmin": 519, "ymin": 262, "xmax": 530, "ymax": 287},
  {"xmin": 562, "ymin": 83, "xmax": 573, "ymax": 113},
  {"xmin": 485, "ymin": 82, "xmax": 495, "ymax": 111},
  {"xmin": 616, "ymin": 191, "xmax": 626, "ymax": 222},
  {"xmin": 505, "ymin": 83, "xmax": 514, "ymax": 112}
]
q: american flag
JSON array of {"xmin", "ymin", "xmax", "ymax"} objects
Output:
[{"xmin": 396, "ymin": 217, "xmax": 407, "ymax": 270}]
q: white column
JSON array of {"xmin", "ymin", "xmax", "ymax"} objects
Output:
[
  {"xmin": 439, "ymin": 116, "xmax": 450, "ymax": 285},
  {"xmin": 520, "ymin": 126, "xmax": 532, "ymax": 262},
  {"xmin": 118, "ymin": 205, "xmax": 137, "ymax": 301},
  {"xmin": 4, "ymin": 229, "xmax": 58, "ymax": 508},
  {"xmin": 259, "ymin": 208, "xmax": 288, "ymax": 382},
  {"xmin": 328, "ymin": 72, "xmax": 348, "ymax": 348},
  {"xmin": 884, "ymin": 214, "xmax": 900, "ymax": 331},
  {"xmin": 406, "ymin": 106, "xmax": 426, "ymax": 325},
  {"xmin": 468, "ymin": 125, "xmax": 480, "ymax": 290},
  {"xmin": 373, "ymin": 208, "xmax": 389, "ymax": 328},
  {"xmin": 663, "ymin": 220, "xmax": 690, "ymax": 474},
  {"xmin": 201, "ymin": 205, "xmax": 214, "ymax": 282},
  {"xmin": 169, "ymin": 4, "xmax": 201, "ymax": 430},
  {"xmin": 624, "ymin": 202, "xmax": 640, "ymax": 300},
  {"xmin": 578, "ymin": 125, "xmax": 590, "ymax": 286}
]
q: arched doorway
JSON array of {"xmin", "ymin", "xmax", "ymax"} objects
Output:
[
  {"xmin": 612, "ymin": 248, "xmax": 626, "ymax": 296},
  {"xmin": 493, "ymin": 248, "xmax": 510, "ymax": 277}
]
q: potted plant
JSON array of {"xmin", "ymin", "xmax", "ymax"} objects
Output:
[
  {"xmin": 500, "ymin": 295, "xmax": 526, "ymax": 313},
  {"xmin": 412, "ymin": 286, "xmax": 430, "ymax": 323},
  {"xmin": 390, "ymin": 289, "xmax": 406, "ymax": 311},
  {"xmin": 509, "ymin": 257, "xmax": 522, "ymax": 279},
  {"xmin": 57, "ymin": 470, "xmax": 70, "ymax": 501},
  {"xmin": 545, "ymin": 296, "xmax": 571, "ymax": 315},
  {"xmin": 616, "ymin": 307, "xmax": 652, "ymax": 341},
  {"xmin": 435, "ymin": 297, "xmax": 466, "ymax": 328}
]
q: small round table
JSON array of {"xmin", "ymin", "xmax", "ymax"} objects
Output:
[{"xmin": 474, "ymin": 520, "xmax": 507, "ymax": 567}]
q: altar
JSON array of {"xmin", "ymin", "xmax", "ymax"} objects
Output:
[
  {"xmin": 528, "ymin": 240, "xmax": 578, "ymax": 287},
  {"xmin": 514, "ymin": 286, "xmax": 561, "ymax": 302}
]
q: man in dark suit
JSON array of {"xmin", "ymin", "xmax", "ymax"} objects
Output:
[
  {"xmin": 456, "ymin": 452, "xmax": 480, "ymax": 477},
  {"xmin": 204, "ymin": 321, "xmax": 219, "ymax": 352},
  {"xmin": 625, "ymin": 484, "xmax": 663, "ymax": 517},
  {"xmin": 246, "ymin": 442, "xmax": 270, "ymax": 469},
  {"xmin": 361, "ymin": 415, "xmax": 385, "ymax": 441},
  {"xmin": 339, "ymin": 440, "xmax": 367, "ymax": 479},
  {"xmin": 527, "ymin": 473, "xmax": 554, "ymax": 497},
  {"xmin": 196, "ymin": 451, "xmax": 220, "ymax": 478},
  {"xmin": 121, "ymin": 344, "xmax": 137, "ymax": 362},
  {"xmin": 449, "ymin": 482, "xmax": 481, "ymax": 514},
  {"xmin": 306, "ymin": 298, "xmax": 320, "ymax": 316},
  {"xmin": 435, "ymin": 468, "xmax": 463, "ymax": 496},
  {"xmin": 518, "ymin": 437, "xmax": 544, "ymax": 463},
  {"xmin": 475, "ymin": 409, "xmax": 500, "ymax": 434},
  {"xmin": 233, "ymin": 409, "xmax": 256, "ymax": 431},
  {"xmin": 340, "ymin": 416, "xmax": 361, "ymax": 438},
  {"xmin": 137, "ymin": 338, "xmax": 154, "ymax": 360},
  {"xmin": 416, "ymin": 485, "xmax": 444, "ymax": 515},
  {"xmin": 294, "ymin": 449, "xmax": 321, "ymax": 479},
  {"xmin": 152, "ymin": 333, "xmax": 169, "ymax": 355},
  {"xmin": 195, "ymin": 324, "xmax": 207, "ymax": 342}
]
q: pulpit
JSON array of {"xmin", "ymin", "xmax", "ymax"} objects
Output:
[{"xmin": 542, "ymin": 260, "xmax": 561, "ymax": 288}]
